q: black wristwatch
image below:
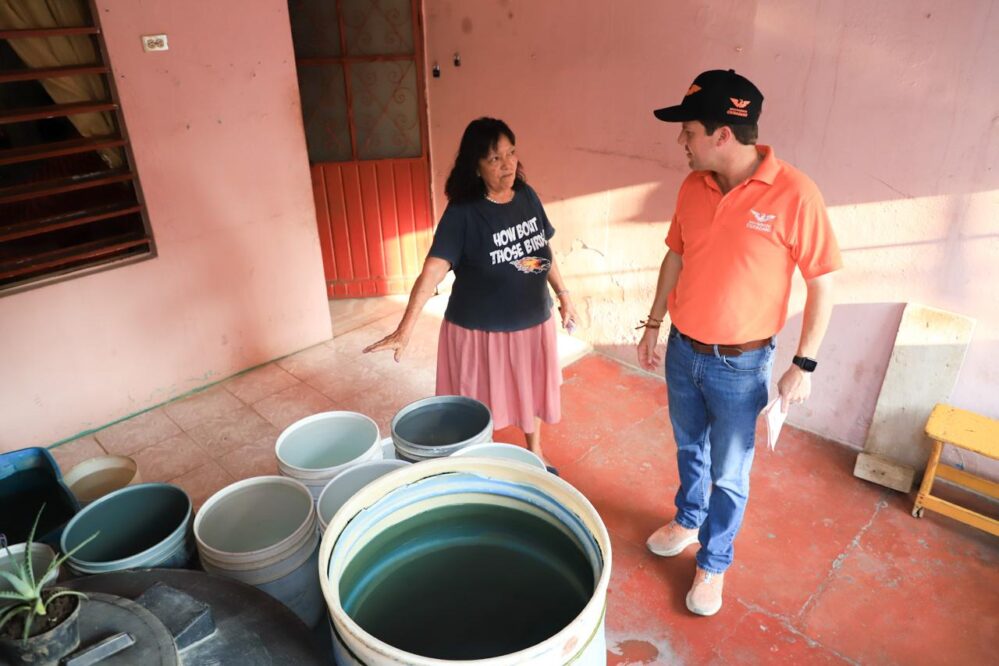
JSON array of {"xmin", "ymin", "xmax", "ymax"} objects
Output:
[{"xmin": 792, "ymin": 355, "xmax": 818, "ymax": 372}]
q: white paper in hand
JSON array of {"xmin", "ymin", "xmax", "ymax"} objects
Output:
[{"xmin": 762, "ymin": 397, "xmax": 787, "ymax": 451}]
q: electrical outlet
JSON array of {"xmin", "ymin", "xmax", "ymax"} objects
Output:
[{"xmin": 141, "ymin": 34, "xmax": 169, "ymax": 52}]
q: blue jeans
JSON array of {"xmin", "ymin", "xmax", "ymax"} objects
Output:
[{"xmin": 665, "ymin": 326, "xmax": 775, "ymax": 574}]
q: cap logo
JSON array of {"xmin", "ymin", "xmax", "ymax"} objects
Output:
[
  {"xmin": 730, "ymin": 98, "xmax": 752, "ymax": 109},
  {"xmin": 685, "ymin": 84, "xmax": 702, "ymax": 97}
]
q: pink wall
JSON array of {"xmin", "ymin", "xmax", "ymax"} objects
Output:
[
  {"xmin": 0, "ymin": 0, "xmax": 331, "ymax": 451},
  {"xmin": 423, "ymin": 1, "xmax": 998, "ymax": 478}
]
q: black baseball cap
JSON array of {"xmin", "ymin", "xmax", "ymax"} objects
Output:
[{"xmin": 653, "ymin": 69, "xmax": 763, "ymax": 125}]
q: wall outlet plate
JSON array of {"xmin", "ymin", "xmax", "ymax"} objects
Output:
[{"xmin": 141, "ymin": 34, "xmax": 169, "ymax": 52}]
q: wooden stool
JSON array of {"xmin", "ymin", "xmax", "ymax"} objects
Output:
[{"xmin": 913, "ymin": 404, "xmax": 999, "ymax": 536}]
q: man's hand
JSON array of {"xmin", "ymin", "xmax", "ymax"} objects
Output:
[
  {"xmin": 637, "ymin": 326, "xmax": 663, "ymax": 371},
  {"xmin": 776, "ymin": 365, "xmax": 811, "ymax": 413}
]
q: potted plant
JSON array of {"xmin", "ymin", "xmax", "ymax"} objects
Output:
[{"xmin": 0, "ymin": 506, "xmax": 97, "ymax": 665}]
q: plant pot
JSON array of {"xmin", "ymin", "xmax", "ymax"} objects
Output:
[
  {"xmin": 63, "ymin": 455, "xmax": 141, "ymax": 506},
  {"xmin": 0, "ymin": 591, "xmax": 81, "ymax": 665}
]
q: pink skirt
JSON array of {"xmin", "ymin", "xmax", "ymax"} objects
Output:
[{"xmin": 436, "ymin": 316, "xmax": 562, "ymax": 433}]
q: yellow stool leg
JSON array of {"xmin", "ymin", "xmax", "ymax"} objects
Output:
[{"xmin": 913, "ymin": 440, "xmax": 943, "ymax": 518}]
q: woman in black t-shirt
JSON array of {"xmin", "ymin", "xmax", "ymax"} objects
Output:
[{"xmin": 364, "ymin": 117, "xmax": 577, "ymax": 471}]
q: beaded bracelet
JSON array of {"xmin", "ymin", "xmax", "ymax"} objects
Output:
[{"xmin": 555, "ymin": 289, "xmax": 571, "ymax": 297}]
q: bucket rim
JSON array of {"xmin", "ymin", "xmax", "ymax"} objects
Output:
[
  {"xmin": 276, "ymin": 442, "xmax": 382, "ymax": 481},
  {"xmin": 316, "ymin": 459, "xmax": 411, "ymax": 529},
  {"xmin": 318, "ymin": 457, "xmax": 613, "ymax": 666},
  {"xmin": 194, "ymin": 475, "xmax": 316, "ymax": 563},
  {"xmin": 63, "ymin": 454, "xmax": 139, "ymax": 501},
  {"xmin": 391, "ymin": 395, "xmax": 493, "ymax": 457},
  {"xmin": 59, "ymin": 482, "xmax": 191, "ymax": 570},
  {"xmin": 274, "ymin": 411, "xmax": 381, "ymax": 474},
  {"xmin": 450, "ymin": 442, "xmax": 547, "ymax": 470}
]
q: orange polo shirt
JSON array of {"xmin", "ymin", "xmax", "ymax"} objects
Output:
[{"xmin": 665, "ymin": 145, "xmax": 842, "ymax": 344}]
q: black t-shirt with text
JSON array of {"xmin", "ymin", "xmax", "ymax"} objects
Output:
[{"xmin": 428, "ymin": 185, "xmax": 556, "ymax": 332}]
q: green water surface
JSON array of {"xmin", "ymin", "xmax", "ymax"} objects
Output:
[{"xmin": 339, "ymin": 502, "xmax": 595, "ymax": 660}]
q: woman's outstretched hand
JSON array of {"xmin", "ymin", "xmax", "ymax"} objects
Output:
[
  {"xmin": 363, "ymin": 329, "xmax": 410, "ymax": 362},
  {"xmin": 558, "ymin": 293, "xmax": 579, "ymax": 334}
]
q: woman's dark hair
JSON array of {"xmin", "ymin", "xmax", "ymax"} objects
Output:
[{"xmin": 444, "ymin": 117, "xmax": 526, "ymax": 203}]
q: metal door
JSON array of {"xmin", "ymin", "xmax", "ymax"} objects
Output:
[{"xmin": 289, "ymin": 0, "xmax": 432, "ymax": 297}]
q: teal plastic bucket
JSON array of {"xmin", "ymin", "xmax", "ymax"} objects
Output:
[{"xmin": 60, "ymin": 483, "xmax": 192, "ymax": 575}]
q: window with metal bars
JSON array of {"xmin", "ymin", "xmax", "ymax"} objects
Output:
[{"xmin": 0, "ymin": 0, "xmax": 154, "ymax": 296}]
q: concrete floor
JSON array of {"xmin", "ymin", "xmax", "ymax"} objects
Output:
[{"xmin": 51, "ymin": 297, "xmax": 998, "ymax": 665}]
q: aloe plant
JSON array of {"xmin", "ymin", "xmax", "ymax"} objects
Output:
[{"xmin": 0, "ymin": 506, "xmax": 97, "ymax": 643}]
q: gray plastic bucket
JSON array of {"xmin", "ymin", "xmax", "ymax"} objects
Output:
[
  {"xmin": 316, "ymin": 459, "xmax": 410, "ymax": 534},
  {"xmin": 60, "ymin": 483, "xmax": 192, "ymax": 575},
  {"xmin": 391, "ymin": 395, "xmax": 492, "ymax": 462},
  {"xmin": 194, "ymin": 476, "xmax": 323, "ymax": 628},
  {"xmin": 276, "ymin": 411, "xmax": 381, "ymax": 501}
]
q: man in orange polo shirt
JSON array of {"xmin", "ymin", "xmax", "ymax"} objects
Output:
[{"xmin": 637, "ymin": 69, "xmax": 841, "ymax": 616}]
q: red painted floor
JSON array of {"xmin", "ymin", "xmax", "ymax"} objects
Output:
[
  {"xmin": 494, "ymin": 354, "xmax": 999, "ymax": 666},
  {"xmin": 52, "ymin": 301, "xmax": 998, "ymax": 664}
]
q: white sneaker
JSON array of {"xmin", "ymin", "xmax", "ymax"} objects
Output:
[
  {"xmin": 646, "ymin": 520, "xmax": 699, "ymax": 557},
  {"xmin": 686, "ymin": 566, "xmax": 724, "ymax": 616}
]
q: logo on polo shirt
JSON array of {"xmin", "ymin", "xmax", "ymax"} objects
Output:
[
  {"xmin": 727, "ymin": 98, "xmax": 752, "ymax": 118},
  {"xmin": 746, "ymin": 209, "xmax": 775, "ymax": 233}
]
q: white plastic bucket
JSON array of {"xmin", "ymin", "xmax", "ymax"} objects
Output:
[
  {"xmin": 451, "ymin": 442, "xmax": 546, "ymax": 471},
  {"xmin": 380, "ymin": 437, "xmax": 396, "ymax": 460},
  {"xmin": 194, "ymin": 476, "xmax": 323, "ymax": 627},
  {"xmin": 316, "ymin": 460, "xmax": 410, "ymax": 534},
  {"xmin": 391, "ymin": 395, "xmax": 493, "ymax": 462},
  {"xmin": 0, "ymin": 543, "xmax": 58, "ymax": 595},
  {"xmin": 319, "ymin": 457, "xmax": 611, "ymax": 665},
  {"xmin": 63, "ymin": 455, "xmax": 141, "ymax": 505},
  {"xmin": 276, "ymin": 412, "xmax": 381, "ymax": 501}
]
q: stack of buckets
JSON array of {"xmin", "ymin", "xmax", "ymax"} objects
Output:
[
  {"xmin": 190, "ymin": 395, "xmax": 611, "ymax": 666},
  {"xmin": 190, "ymin": 395, "xmax": 495, "ymax": 629}
]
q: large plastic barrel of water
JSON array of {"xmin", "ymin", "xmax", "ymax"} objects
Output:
[
  {"xmin": 60, "ymin": 483, "xmax": 192, "ymax": 575},
  {"xmin": 276, "ymin": 411, "xmax": 381, "ymax": 501},
  {"xmin": 390, "ymin": 396, "xmax": 492, "ymax": 462},
  {"xmin": 319, "ymin": 457, "xmax": 611, "ymax": 665},
  {"xmin": 194, "ymin": 476, "xmax": 324, "ymax": 627}
]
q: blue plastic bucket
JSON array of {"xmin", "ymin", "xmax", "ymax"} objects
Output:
[{"xmin": 0, "ymin": 447, "xmax": 78, "ymax": 546}]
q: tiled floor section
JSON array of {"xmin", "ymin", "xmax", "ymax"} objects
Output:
[{"xmin": 49, "ymin": 301, "xmax": 998, "ymax": 665}]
